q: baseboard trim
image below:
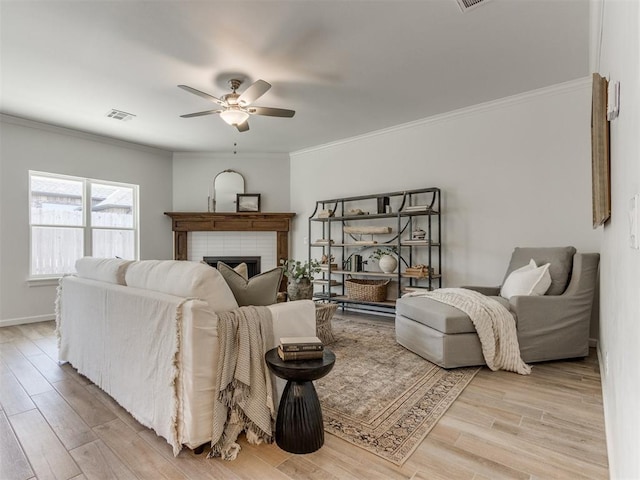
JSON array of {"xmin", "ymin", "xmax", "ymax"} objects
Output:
[{"xmin": 0, "ymin": 314, "xmax": 55, "ymax": 327}]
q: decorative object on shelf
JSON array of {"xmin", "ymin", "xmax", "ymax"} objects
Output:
[
  {"xmin": 319, "ymin": 264, "xmax": 338, "ymax": 271},
  {"xmin": 403, "ymin": 204, "xmax": 430, "ymax": 212},
  {"xmin": 348, "ymin": 254, "xmax": 364, "ymax": 272},
  {"xmin": 236, "ymin": 193, "xmax": 261, "ymax": 212},
  {"xmin": 321, "ymin": 254, "xmax": 335, "ymax": 264},
  {"xmin": 369, "ymin": 246, "xmax": 398, "ymax": 274},
  {"xmin": 378, "ymin": 255, "xmax": 398, "ymax": 274},
  {"xmin": 346, "ymin": 208, "xmax": 368, "ymax": 216},
  {"xmin": 318, "ymin": 209, "xmax": 334, "ymax": 218},
  {"xmin": 402, "ymin": 238, "xmax": 430, "ymax": 245},
  {"xmin": 411, "ymin": 227, "xmax": 426, "ymax": 240},
  {"xmin": 343, "ymin": 226, "xmax": 392, "ymax": 234},
  {"xmin": 320, "ymin": 254, "xmax": 338, "ymax": 271},
  {"xmin": 345, "ymin": 278, "xmax": 390, "ymax": 302},
  {"xmin": 281, "ymin": 258, "xmax": 321, "ymax": 301},
  {"xmin": 377, "ymin": 196, "xmax": 390, "ymax": 214},
  {"xmin": 405, "ymin": 264, "xmax": 433, "ymax": 278}
]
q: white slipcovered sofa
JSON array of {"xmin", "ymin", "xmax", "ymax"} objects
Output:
[{"xmin": 56, "ymin": 257, "xmax": 315, "ymax": 454}]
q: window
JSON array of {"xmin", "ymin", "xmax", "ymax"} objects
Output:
[{"xmin": 29, "ymin": 171, "xmax": 139, "ymax": 277}]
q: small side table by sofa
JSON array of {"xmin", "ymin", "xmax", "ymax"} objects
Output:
[{"xmin": 265, "ymin": 348, "xmax": 335, "ymax": 454}]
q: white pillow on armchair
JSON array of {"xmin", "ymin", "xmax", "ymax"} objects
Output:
[{"xmin": 500, "ymin": 259, "xmax": 552, "ymax": 299}]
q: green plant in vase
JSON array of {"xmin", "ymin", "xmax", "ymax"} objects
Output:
[{"xmin": 280, "ymin": 259, "xmax": 321, "ymax": 300}]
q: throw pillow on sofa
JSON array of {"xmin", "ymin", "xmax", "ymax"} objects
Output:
[
  {"xmin": 201, "ymin": 260, "xmax": 248, "ymax": 279},
  {"xmin": 500, "ymin": 259, "xmax": 552, "ymax": 300},
  {"xmin": 218, "ymin": 261, "xmax": 283, "ymax": 306}
]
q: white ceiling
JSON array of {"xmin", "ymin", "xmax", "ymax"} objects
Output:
[{"xmin": 0, "ymin": 0, "xmax": 589, "ymax": 154}]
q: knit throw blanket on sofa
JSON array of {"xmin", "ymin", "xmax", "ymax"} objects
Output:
[
  {"xmin": 405, "ymin": 288, "xmax": 531, "ymax": 375},
  {"xmin": 209, "ymin": 305, "xmax": 275, "ymax": 460}
]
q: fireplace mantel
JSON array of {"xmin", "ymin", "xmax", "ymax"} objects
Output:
[{"xmin": 164, "ymin": 212, "xmax": 296, "ymax": 266}]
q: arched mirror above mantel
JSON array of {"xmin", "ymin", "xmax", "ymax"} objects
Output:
[{"xmin": 213, "ymin": 169, "xmax": 244, "ymax": 212}]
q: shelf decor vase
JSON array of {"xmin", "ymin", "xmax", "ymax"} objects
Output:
[
  {"xmin": 378, "ymin": 255, "xmax": 398, "ymax": 274},
  {"xmin": 287, "ymin": 278, "xmax": 313, "ymax": 301}
]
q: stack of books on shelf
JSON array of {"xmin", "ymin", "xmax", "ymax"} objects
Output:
[
  {"xmin": 404, "ymin": 265, "xmax": 433, "ymax": 278},
  {"xmin": 278, "ymin": 336, "xmax": 324, "ymax": 361},
  {"xmin": 403, "ymin": 205, "xmax": 430, "ymax": 212}
]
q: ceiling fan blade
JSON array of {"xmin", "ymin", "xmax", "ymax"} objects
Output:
[
  {"xmin": 238, "ymin": 80, "xmax": 271, "ymax": 106},
  {"xmin": 180, "ymin": 109, "xmax": 222, "ymax": 118},
  {"xmin": 178, "ymin": 85, "xmax": 225, "ymax": 106},
  {"xmin": 236, "ymin": 121, "xmax": 250, "ymax": 132},
  {"xmin": 248, "ymin": 106, "xmax": 296, "ymax": 118}
]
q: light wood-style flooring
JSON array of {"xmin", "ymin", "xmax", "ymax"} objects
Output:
[{"xmin": 0, "ymin": 316, "xmax": 609, "ymax": 479}]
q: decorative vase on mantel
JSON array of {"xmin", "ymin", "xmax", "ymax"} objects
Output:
[
  {"xmin": 378, "ymin": 254, "xmax": 398, "ymax": 274},
  {"xmin": 287, "ymin": 278, "xmax": 314, "ymax": 301}
]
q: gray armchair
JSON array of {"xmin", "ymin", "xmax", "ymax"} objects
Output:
[{"xmin": 395, "ymin": 247, "xmax": 600, "ymax": 368}]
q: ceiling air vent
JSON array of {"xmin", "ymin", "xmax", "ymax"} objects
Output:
[
  {"xmin": 455, "ymin": 0, "xmax": 490, "ymax": 12},
  {"xmin": 106, "ymin": 109, "xmax": 136, "ymax": 121}
]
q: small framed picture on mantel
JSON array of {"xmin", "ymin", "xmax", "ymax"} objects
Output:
[{"xmin": 237, "ymin": 193, "xmax": 261, "ymax": 212}]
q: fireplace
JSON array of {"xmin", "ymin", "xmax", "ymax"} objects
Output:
[
  {"xmin": 203, "ymin": 256, "xmax": 261, "ymax": 278},
  {"xmin": 164, "ymin": 212, "xmax": 295, "ymax": 291}
]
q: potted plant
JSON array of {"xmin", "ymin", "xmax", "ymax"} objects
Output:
[
  {"xmin": 280, "ymin": 258, "xmax": 322, "ymax": 301},
  {"xmin": 369, "ymin": 246, "xmax": 398, "ymax": 273}
]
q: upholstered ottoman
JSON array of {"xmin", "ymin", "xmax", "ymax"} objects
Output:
[{"xmin": 395, "ymin": 296, "xmax": 487, "ymax": 368}]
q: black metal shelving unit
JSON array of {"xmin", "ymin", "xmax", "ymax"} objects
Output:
[{"xmin": 308, "ymin": 188, "xmax": 442, "ymax": 313}]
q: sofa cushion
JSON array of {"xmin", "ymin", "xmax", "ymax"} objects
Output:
[
  {"xmin": 396, "ymin": 296, "xmax": 476, "ymax": 334},
  {"xmin": 500, "ymin": 259, "xmax": 551, "ymax": 299},
  {"xmin": 218, "ymin": 262, "xmax": 283, "ymax": 306},
  {"xmin": 125, "ymin": 260, "xmax": 238, "ymax": 312},
  {"xmin": 504, "ymin": 247, "xmax": 576, "ymax": 295},
  {"xmin": 75, "ymin": 257, "xmax": 133, "ymax": 285}
]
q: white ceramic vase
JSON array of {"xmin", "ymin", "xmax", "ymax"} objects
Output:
[{"xmin": 378, "ymin": 254, "xmax": 398, "ymax": 274}]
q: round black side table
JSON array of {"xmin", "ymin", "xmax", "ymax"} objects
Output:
[{"xmin": 265, "ymin": 348, "xmax": 335, "ymax": 454}]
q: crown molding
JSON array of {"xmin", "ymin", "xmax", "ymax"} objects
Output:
[
  {"xmin": 0, "ymin": 113, "xmax": 172, "ymax": 156},
  {"xmin": 291, "ymin": 76, "xmax": 592, "ymax": 157}
]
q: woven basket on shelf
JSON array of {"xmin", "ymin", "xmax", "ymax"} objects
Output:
[{"xmin": 345, "ymin": 278, "xmax": 390, "ymax": 302}]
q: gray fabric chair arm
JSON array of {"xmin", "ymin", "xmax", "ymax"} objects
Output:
[{"xmin": 461, "ymin": 286, "xmax": 501, "ymax": 296}]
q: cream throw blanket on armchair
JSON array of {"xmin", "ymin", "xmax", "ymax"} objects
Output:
[
  {"xmin": 209, "ymin": 306, "xmax": 276, "ymax": 460},
  {"xmin": 405, "ymin": 288, "xmax": 531, "ymax": 375}
]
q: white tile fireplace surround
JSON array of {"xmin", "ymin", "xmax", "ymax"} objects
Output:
[{"xmin": 188, "ymin": 231, "xmax": 277, "ymax": 271}]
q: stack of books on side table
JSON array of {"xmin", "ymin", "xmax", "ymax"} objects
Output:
[{"xmin": 278, "ymin": 336, "xmax": 324, "ymax": 361}]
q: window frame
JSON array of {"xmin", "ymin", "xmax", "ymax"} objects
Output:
[{"xmin": 28, "ymin": 170, "xmax": 139, "ymax": 280}]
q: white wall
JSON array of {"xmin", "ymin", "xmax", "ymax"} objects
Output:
[
  {"xmin": 0, "ymin": 116, "xmax": 174, "ymax": 325},
  {"xmin": 172, "ymin": 152, "xmax": 290, "ymax": 212},
  {"xmin": 594, "ymin": 0, "xmax": 640, "ymax": 478},
  {"xmin": 290, "ymin": 79, "xmax": 601, "ymax": 289}
]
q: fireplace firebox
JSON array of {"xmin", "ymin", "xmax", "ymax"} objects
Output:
[{"xmin": 203, "ymin": 256, "xmax": 261, "ymax": 278}]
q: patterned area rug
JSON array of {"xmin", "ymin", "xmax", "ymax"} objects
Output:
[{"xmin": 315, "ymin": 315, "xmax": 480, "ymax": 465}]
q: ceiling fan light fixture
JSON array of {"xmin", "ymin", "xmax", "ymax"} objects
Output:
[{"xmin": 220, "ymin": 108, "xmax": 249, "ymax": 126}]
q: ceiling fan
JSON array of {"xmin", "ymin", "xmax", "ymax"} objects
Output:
[{"xmin": 178, "ymin": 79, "xmax": 295, "ymax": 132}]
